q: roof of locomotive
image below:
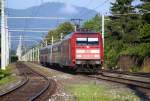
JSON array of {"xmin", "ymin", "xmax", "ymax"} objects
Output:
[{"xmin": 63, "ymin": 31, "xmax": 100, "ymax": 40}]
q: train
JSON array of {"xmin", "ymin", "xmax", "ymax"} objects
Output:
[{"xmin": 40, "ymin": 30, "xmax": 104, "ymax": 73}]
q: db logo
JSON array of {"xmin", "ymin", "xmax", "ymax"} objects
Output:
[{"xmin": 86, "ymin": 46, "xmax": 89, "ymax": 48}]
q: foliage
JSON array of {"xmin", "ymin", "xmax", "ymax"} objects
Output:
[
  {"xmin": 0, "ymin": 65, "xmax": 18, "ymax": 86},
  {"xmin": 83, "ymin": 0, "xmax": 150, "ymax": 70},
  {"xmin": 105, "ymin": 0, "xmax": 150, "ymax": 69},
  {"xmin": 109, "ymin": 0, "xmax": 141, "ymax": 43},
  {"xmin": 45, "ymin": 22, "xmax": 74, "ymax": 44},
  {"xmin": 130, "ymin": 65, "xmax": 141, "ymax": 72},
  {"xmin": 0, "ymin": 67, "xmax": 10, "ymax": 80},
  {"xmin": 138, "ymin": 0, "xmax": 150, "ymax": 42},
  {"xmin": 104, "ymin": 39, "xmax": 125, "ymax": 68},
  {"xmin": 83, "ymin": 14, "xmax": 110, "ymax": 33},
  {"xmin": 83, "ymin": 14, "xmax": 101, "ymax": 32},
  {"xmin": 139, "ymin": 0, "xmax": 150, "ymax": 24},
  {"xmin": 11, "ymin": 55, "xmax": 18, "ymax": 63},
  {"xmin": 139, "ymin": 24, "xmax": 150, "ymax": 40},
  {"xmin": 120, "ymin": 43, "xmax": 150, "ymax": 57}
]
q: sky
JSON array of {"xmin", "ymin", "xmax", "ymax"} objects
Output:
[
  {"xmin": 6, "ymin": 0, "xmax": 141, "ymax": 14},
  {"xmin": 6, "ymin": 0, "xmax": 116, "ymax": 14}
]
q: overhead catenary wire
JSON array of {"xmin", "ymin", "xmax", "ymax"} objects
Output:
[
  {"xmin": 9, "ymin": 36, "xmax": 52, "ymax": 41},
  {"xmin": 22, "ymin": 0, "xmax": 45, "ymax": 50},
  {"xmin": 8, "ymin": 30, "xmax": 49, "ymax": 33},
  {"xmin": 79, "ymin": 0, "xmax": 109, "ymax": 18},
  {"xmin": 7, "ymin": 16, "xmax": 68, "ymax": 20},
  {"xmin": 8, "ymin": 28, "xmax": 52, "ymax": 30}
]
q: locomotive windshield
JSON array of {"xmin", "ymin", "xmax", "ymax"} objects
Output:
[{"xmin": 76, "ymin": 38, "xmax": 99, "ymax": 46}]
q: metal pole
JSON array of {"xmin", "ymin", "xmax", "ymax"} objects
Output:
[
  {"xmin": 60, "ymin": 33, "xmax": 63, "ymax": 41},
  {"xmin": 37, "ymin": 47, "xmax": 40, "ymax": 62},
  {"xmin": 29, "ymin": 51, "xmax": 31, "ymax": 61},
  {"xmin": 74, "ymin": 26, "xmax": 77, "ymax": 32},
  {"xmin": 31, "ymin": 48, "xmax": 34, "ymax": 61},
  {"xmin": 25, "ymin": 54, "xmax": 27, "ymax": 61},
  {"xmin": 33, "ymin": 48, "xmax": 34, "ymax": 61},
  {"xmin": 36, "ymin": 47, "xmax": 38, "ymax": 61},
  {"xmin": 45, "ymin": 40, "xmax": 47, "ymax": 46},
  {"xmin": 16, "ymin": 35, "xmax": 22, "ymax": 61},
  {"xmin": 1, "ymin": 0, "xmax": 6, "ymax": 70},
  {"xmin": 30, "ymin": 50, "xmax": 32, "ymax": 61},
  {"xmin": 31, "ymin": 49, "xmax": 33, "ymax": 61},
  {"xmin": 9, "ymin": 32, "xmax": 11, "ymax": 63},
  {"xmin": 102, "ymin": 15, "xmax": 105, "ymax": 47},
  {"xmin": 5, "ymin": 16, "xmax": 9, "ymax": 65},
  {"xmin": 50, "ymin": 36, "xmax": 53, "ymax": 62},
  {"xmin": 27, "ymin": 52, "xmax": 29, "ymax": 61}
]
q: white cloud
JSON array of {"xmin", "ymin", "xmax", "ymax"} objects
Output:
[{"xmin": 61, "ymin": 3, "xmax": 78, "ymax": 14}]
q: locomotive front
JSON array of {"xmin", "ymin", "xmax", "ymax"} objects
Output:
[{"xmin": 73, "ymin": 32, "xmax": 104, "ymax": 72}]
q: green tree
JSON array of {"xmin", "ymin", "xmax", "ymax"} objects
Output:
[
  {"xmin": 139, "ymin": 0, "xmax": 150, "ymax": 23},
  {"xmin": 83, "ymin": 14, "xmax": 101, "ymax": 32},
  {"xmin": 104, "ymin": 0, "xmax": 140, "ymax": 68},
  {"xmin": 45, "ymin": 22, "xmax": 74, "ymax": 44},
  {"xmin": 108, "ymin": 0, "xmax": 141, "ymax": 43},
  {"xmin": 57, "ymin": 22, "xmax": 74, "ymax": 36},
  {"xmin": 138, "ymin": 0, "xmax": 150, "ymax": 43}
]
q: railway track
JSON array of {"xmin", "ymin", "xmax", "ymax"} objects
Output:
[
  {"xmin": 101, "ymin": 70, "xmax": 150, "ymax": 78},
  {"xmin": 100, "ymin": 71, "xmax": 150, "ymax": 84},
  {"xmin": 88, "ymin": 74, "xmax": 150, "ymax": 89},
  {"xmin": 87, "ymin": 72, "xmax": 150, "ymax": 100},
  {"xmin": 0, "ymin": 62, "xmax": 56, "ymax": 101}
]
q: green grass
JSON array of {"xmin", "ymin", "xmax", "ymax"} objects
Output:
[
  {"xmin": 0, "ymin": 65, "xmax": 18, "ymax": 86},
  {"xmin": 66, "ymin": 83, "xmax": 140, "ymax": 101},
  {"xmin": 0, "ymin": 76, "xmax": 17, "ymax": 85},
  {"xmin": 0, "ymin": 68, "xmax": 11, "ymax": 80}
]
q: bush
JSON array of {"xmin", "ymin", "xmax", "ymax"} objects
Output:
[
  {"xmin": 119, "ymin": 43, "xmax": 150, "ymax": 58},
  {"xmin": 130, "ymin": 65, "xmax": 141, "ymax": 72},
  {"xmin": 0, "ymin": 69, "xmax": 10, "ymax": 80},
  {"xmin": 104, "ymin": 39, "xmax": 125, "ymax": 69},
  {"xmin": 11, "ymin": 55, "xmax": 18, "ymax": 63}
]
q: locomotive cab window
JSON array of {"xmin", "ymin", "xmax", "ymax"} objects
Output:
[
  {"xmin": 76, "ymin": 38, "xmax": 87, "ymax": 45},
  {"xmin": 76, "ymin": 37, "xmax": 99, "ymax": 46},
  {"xmin": 88, "ymin": 38, "xmax": 99, "ymax": 45}
]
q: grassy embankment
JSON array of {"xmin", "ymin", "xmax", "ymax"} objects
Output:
[
  {"xmin": 0, "ymin": 64, "xmax": 18, "ymax": 86},
  {"xmin": 66, "ymin": 83, "xmax": 140, "ymax": 101},
  {"xmin": 105, "ymin": 38, "xmax": 150, "ymax": 72}
]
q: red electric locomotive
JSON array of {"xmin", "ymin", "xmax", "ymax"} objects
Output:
[{"xmin": 40, "ymin": 31, "xmax": 104, "ymax": 73}]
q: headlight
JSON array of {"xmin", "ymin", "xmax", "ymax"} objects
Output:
[
  {"xmin": 76, "ymin": 54, "xmax": 82, "ymax": 58},
  {"xmin": 76, "ymin": 50, "xmax": 85, "ymax": 53},
  {"xmin": 91, "ymin": 50, "xmax": 99, "ymax": 53},
  {"xmin": 94, "ymin": 54, "xmax": 99, "ymax": 57}
]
